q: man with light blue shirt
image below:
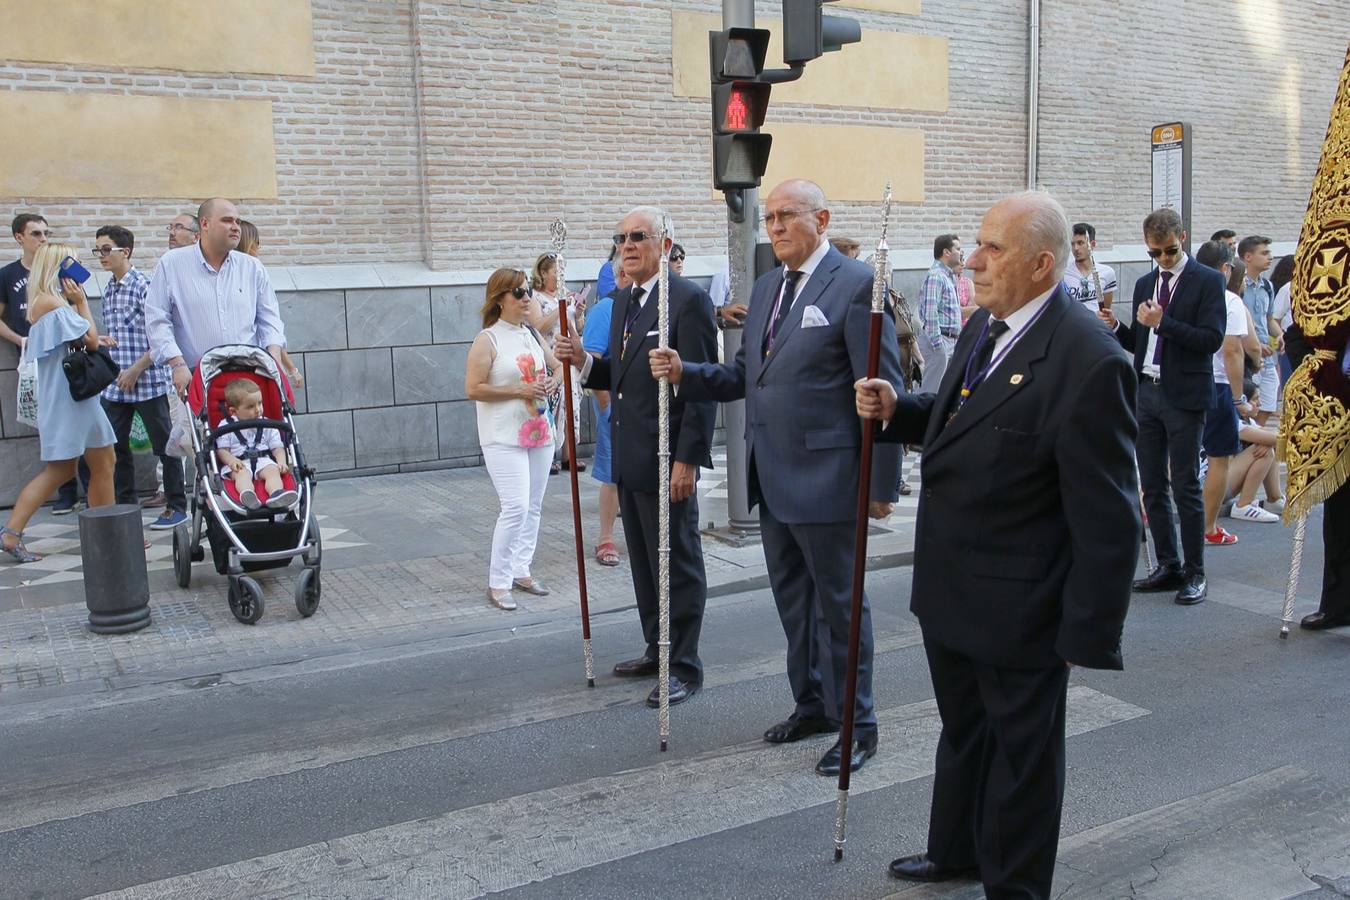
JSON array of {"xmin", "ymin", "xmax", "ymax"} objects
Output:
[
  {"xmin": 1237, "ymin": 235, "xmax": 1281, "ymax": 426},
  {"xmin": 145, "ymin": 198, "xmax": 287, "ymax": 395}
]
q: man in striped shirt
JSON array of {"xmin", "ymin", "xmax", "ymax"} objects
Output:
[
  {"xmin": 95, "ymin": 226, "xmax": 187, "ymax": 530},
  {"xmin": 918, "ymin": 233, "xmax": 963, "ymax": 357}
]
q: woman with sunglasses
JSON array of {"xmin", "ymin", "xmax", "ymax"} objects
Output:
[
  {"xmin": 527, "ymin": 252, "xmax": 585, "ymax": 475},
  {"xmin": 465, "ymin": 268, "xmax": 564, "ymax": 609},
  {"xmin": 2, "ymin": 244, "xmax": 117, "ymax": 563}
]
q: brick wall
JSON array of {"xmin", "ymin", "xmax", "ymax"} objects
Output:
[
  {"xmin": 0, "ymin": 0, "xmax": 422, "ymax": 270},
  {"xmin": 1036, "ymin": 0, "xmax": 1346, "ymax": 251},
  {"xmin": 2, "ymin": 1, "xmax": 1343, "ymax": 271}
]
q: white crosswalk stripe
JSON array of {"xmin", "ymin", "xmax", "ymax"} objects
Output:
[{"xmin": 92, "ymin": 686, "xmax": 1146, "ymax": 900}]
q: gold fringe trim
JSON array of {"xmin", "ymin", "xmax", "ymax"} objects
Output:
[{"xmin": 1284, "ymin": 445, "xmax": 1350, "ymax": 524}]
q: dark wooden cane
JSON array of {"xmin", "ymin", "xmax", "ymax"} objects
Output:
[{"xmin": 558, "ymin": 297, "xmax": 595, "ymax": 686}]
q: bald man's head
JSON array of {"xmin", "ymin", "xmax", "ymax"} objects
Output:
[{"xmin": 197, "ymin": 198, "xmax": 241, "ymax": 257}]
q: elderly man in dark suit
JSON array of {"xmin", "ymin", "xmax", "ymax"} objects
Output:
[
  {"xmin": 648, "ymin": 179, "xmax": 902, "ymax": 776},
  {"xmin": 856, "ymin": 191, "xmax": 1139, "ymax": 899},
  {"xmin": 1099, "ymin": 208, "xmax": 1225, "ymax": 606},
  {"xmin": 555, "ymin": 206, "xmax": 717, "ymax": 707}
]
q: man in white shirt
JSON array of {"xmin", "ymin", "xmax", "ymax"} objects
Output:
[
  {"xmin": 1061, "ymin": 222, "xmax": 1117, "ymax": 311},
  {"xmin": 145, "ymin": 198, "xmax": 287, "ymax": 394}
]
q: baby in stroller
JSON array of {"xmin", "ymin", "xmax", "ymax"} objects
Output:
[{"xmin": 215, "ymin": 378, "xmax": 299, "ymax": 510}]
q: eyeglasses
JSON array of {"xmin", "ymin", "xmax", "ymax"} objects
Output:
[
  {"xmin": 167, "ymin": 224, "xmax": 197, "ymax": 234},
  {"xmin": 90, "ymin": 246, "xmax": 126, "ymax": 257},
  {"xmin": 761, "ymin": 207, "xmax": 821, "ymax": 228},
  {"xmin": 612, "ymin": 230, "xmax": 653, "ymax": 246},
  {"xmin": 24, "ymin": 230, "xmax": 49, "ymax": 239},
  {"xmin": 1146, "ymin": 245, "xmax": 1181, "ymax": 258},
  {"xmin": 502, "ymin": 286, "xmax": 531, "ymax": 299}
]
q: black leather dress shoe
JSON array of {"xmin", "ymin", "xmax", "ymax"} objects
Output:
[
  {"xmin": 887, "ymin": 853, "xmax": 980, "ymax": 882},
  {"xmin": 1174, "ymin": 571, "xmax": 1207, "ymax": 605},
  {"xmin": 613, "ymin": 655, "xmax": 659, "ymax": 678},
  {"xmin": 645, "ymin": 676, "xmax": 698, "ymax": 707},
  {"xmin": 1301, "ymin": 610, "xmax": 1350, "ymax": 630},
  {"xmin": 763, "ymin": 714, "xmax": 838, "ymax": 744},
  {"xmin": 1133, "ymin": 563, "xmax": 1184, "ymax": 592},
  {"xmin": 814, "ymin": 733, "xmax": 878, "ymax": 776}
]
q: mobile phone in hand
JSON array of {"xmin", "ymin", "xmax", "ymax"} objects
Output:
[{"xmin": 59, "ymin": 256, "xmax": 92, "ymax": 285}]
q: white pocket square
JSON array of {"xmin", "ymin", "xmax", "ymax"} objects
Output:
[
  {"xmin": 645, "ymin": 330, "xmax": 659, "ymax": 337},
  {"xmin": 801, "ymin": 305, "xmax": 829, "ymax": 328}
]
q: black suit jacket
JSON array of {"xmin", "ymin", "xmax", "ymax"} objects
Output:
[
  {"xmin": 881, "ymin": 288, "xmax": 1140, "ymax": 670},
  {"xmin": 1115, "ymin": 257, "xmax": 1226, "ymax": 411},
  {"xmin": 585, "ymin": 275, "xmax": 717, "ymax": 494}
]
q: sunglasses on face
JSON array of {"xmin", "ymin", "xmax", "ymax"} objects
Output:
[
  {"xmin": 1147, "ymin": 245, "xmax": 1181, "ymax": 258},
  {"xmin": 669, "ymin": 253, "xmax": 685, "ymax": 263},
  {"xmin": 612, "ymin": 230, "xmax": 653, "ymax": 246},
  {"xmin": 504, "ymin": 286, "xmax": 530, "ymax": 299}
]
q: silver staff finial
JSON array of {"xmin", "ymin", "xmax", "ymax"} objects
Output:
[{"xmin": 549, "ymin": 218, "xmax": 568, "ymax": 253}]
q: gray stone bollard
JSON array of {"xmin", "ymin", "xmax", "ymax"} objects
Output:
[{"xmin": 78, "ymin": 504, "xmax": 152, "ymax": 634}]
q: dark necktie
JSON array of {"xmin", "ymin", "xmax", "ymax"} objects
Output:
[
  {"xmin": 621, "ymin": 286, "xmax": 645, "ymax": 357},
  {"xmin": 1151, "ymin": 271, "xmax": 1173, "ymax": 364},
  {"xmin": 967, "ymin": 319, "xmax": 1010, "ymax": 393},
  {"xmin": 946, "ymin": 318, "xmax": 1009, "ymax": 425},
  {"xmin": 764, "ymin": 269, "xmax": 804, "ymax": 356}
]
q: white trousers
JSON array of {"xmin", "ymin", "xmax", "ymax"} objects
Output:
[{"xmin": 482, "ymin": 443, "xmax": 553, "ymax": 590}]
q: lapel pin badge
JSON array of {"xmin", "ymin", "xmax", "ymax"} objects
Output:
[{"xmin": 1009, "ymin": 373, "xmax": 1024, "ymax": 385}]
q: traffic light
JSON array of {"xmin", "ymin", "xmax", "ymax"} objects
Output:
[
  {"xmin": 781, "ymin": 0, "xmax": 862, "ymax": 66},
  {"xmin": 709, "ymin": 28, "xmax": 772, "ymax": 191}
]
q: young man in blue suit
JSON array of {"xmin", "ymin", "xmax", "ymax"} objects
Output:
[
  {"xmin": 1099, "ymin": 208, "xmax": 1226, "ymax": 606},
  {"xmin": 648, "ymin": 179, "xmax": 902, "ymax": 776},
  {"xmin": 856, "ymin": 191, "xmax": 1138, "ymax": 898}
]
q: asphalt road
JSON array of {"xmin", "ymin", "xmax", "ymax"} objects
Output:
[{"xmin": 1, "ymin": 507, "xmax": 1346, "ymax": 900}]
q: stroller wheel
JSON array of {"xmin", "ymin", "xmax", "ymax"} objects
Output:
[
  {"xmin": 172, "ymin": 523, "xmax": 192, "ymax": 588},
  {"xmin": 229, "ymin": 576, "xmax": 265, "ymax": 625},
  {"xmin": 294, "ymin": 566, "xmax": 321, "ymax": 618}
]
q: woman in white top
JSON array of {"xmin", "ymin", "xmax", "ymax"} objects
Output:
[
  {"xmin": 466, "ymin": 267, "xmax": 563, "ymax": 610},
  {"xmin": 526, "ymin": 252, "xmax": 585, "ymax": 475}
]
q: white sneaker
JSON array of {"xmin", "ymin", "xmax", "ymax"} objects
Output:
[
  {"xmin": 1261, "ymin": 497, "xmax": 1286, "ymax": 515},
  {"xmin": 1229, "ymin": 502, "xmax": 1279, "ymax": 523}
]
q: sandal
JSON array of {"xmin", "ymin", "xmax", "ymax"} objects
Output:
[
  {"xmin": 1, "ymin": 526, "xmax": 40, "ymax": 563},
  {"xmin": 595, "ymin": 541, "xmax": 620, "ymax": 567}
]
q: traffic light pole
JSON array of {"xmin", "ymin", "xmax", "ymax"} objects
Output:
[{"xmin": 721, "ymin": 0, "xmax": 759, "ymax": 536}]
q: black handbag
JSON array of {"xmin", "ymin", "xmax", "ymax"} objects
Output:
[{"xmin": 63, "ymin": 343, "xmax": 120, "ymax": 401}]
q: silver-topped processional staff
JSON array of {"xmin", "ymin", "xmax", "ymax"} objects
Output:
[
  {"xmin": 656, "ymin": 215, "xmax": 673, "ymax": 751},
  {"xmin": 834, "ymin": 181, "xmax": 892, "ymax": 862},
  {"xmin": 550, "ymin": 219, "xmax": 596, "ymax": 687}
]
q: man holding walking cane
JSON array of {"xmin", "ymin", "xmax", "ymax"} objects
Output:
[
  {"xmin": 856, "ymin": 191, "xmax": 1138, "ymax": 898},
  {"xmin": 648, "ymin": 179, "xmax": 902, "ymax": 776}
]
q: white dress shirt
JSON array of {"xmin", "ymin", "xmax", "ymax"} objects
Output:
[
  {"xmin": 579, "ymin": 272, "xmax": 658, "ymax": 384},
  {"xmin": 984, "ymin": 285, "xmax": 1056, "ymax": 379},
  {"xmin": 1140, "ymin": 253, "xmax": 1188, "ymax": 379},
  {"xmin": 145, "ymin": 243, "xmax": 287, "ymax": 368}
]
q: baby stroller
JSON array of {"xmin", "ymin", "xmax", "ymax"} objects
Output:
[{"xmin": 171, "ymin": 344, "xmax": 321, "ymax": 624}]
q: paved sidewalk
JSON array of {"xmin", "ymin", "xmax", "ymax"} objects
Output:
[{"xmin": 0, "ymin": 451, "xmax": 918, "ymax": 701}]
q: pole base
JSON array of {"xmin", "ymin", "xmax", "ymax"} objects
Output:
[
  {"xmin": 660, "ymin": 739, "xmax": 668, "ymax": 752},
  {"xmin": 834, "ymin": 847, "xmax": 843, "ymax": 862},
  {"xmin": 1280, "ymin": 627, "xmax": 1290, "ymax": 639},
  {"xmin": 87, "ymin": 606, "xmax": 152, "ymax": 635},
  {"xmin": 587, "ymin": 677, "xmax": 596, "ymax": 687}
]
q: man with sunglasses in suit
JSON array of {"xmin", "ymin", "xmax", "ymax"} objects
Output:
[
  {"xmin": 1100, "ymin": 208, "xmax": 1225, "ymax": 606},
  {"xmin": 647, "ymin": 179, "xmax": 903, "ymax": 776},
  {"xmin": 554, "ymin": 206, "xmax": 717, "ymax": 707}
]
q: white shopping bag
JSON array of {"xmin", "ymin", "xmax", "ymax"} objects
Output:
[
  {"xmin": 165, "ymin": 390, "xmax": 194, "ymax": 458},
  {"xmin": 15, "ymin": 339, "xmax": 38, "ymax": 429}
]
